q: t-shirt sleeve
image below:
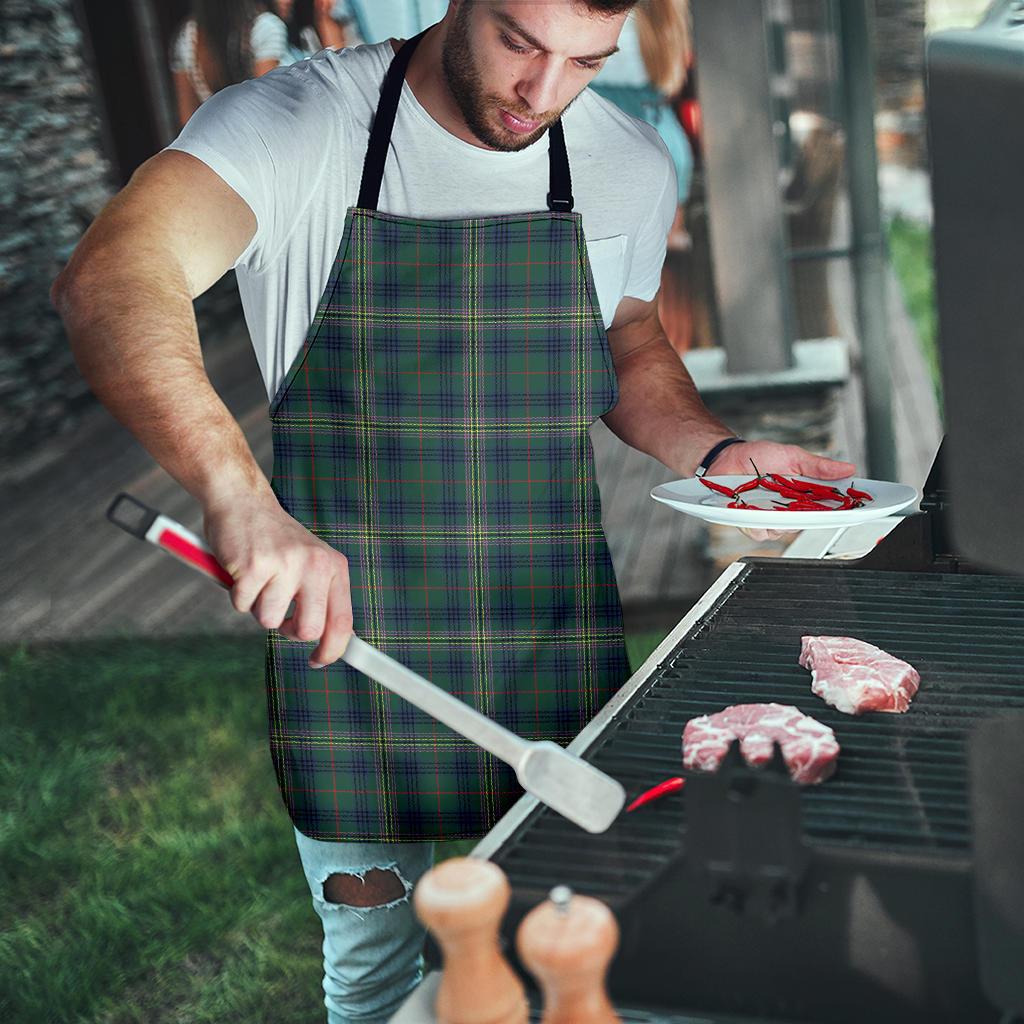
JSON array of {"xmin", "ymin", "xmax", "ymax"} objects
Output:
[
  {"xmin": 251, "ymin": 11, "xmax": 289, "ymax": 62},
  {"xmin": 623, "ymin": 139, "xmax": 678, "ymax": 302},
  {"xmin": 169, "ymin": 23, "xmax": 190, "ymax": 74},
  {"xmin": 164, "ymin": 64, "xmax": 338, "ymax": 273}
]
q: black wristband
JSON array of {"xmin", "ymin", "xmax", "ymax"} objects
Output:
[{"xmin": 695, "ymin": 437, "xmax": 745, "ymax": 478}]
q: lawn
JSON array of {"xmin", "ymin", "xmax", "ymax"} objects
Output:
[
  {"xmin": 0, "ymin": 630, "xmax": 666, "ymax": 1023},
  {"xmin": 886, "ymin": 215, "xmax": 942, "ymax": 412}
]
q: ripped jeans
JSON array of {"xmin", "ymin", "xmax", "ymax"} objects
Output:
[{"xmin": 293, "ymin": 826, "xmax": 436, "ymax": 1024}]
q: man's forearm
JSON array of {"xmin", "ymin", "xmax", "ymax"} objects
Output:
[
  {"xmin": 53, "ymin": 256, "xmax": 272, "ymax": 512},
  {"xmin": 602, "ymin": 333, "xmax": 735, "ymax": 477}
]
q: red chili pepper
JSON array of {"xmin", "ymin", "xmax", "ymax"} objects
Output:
[
  {"xmin": 728, "ymin": 500, "xmax": 771, "ymax": 509},
  {"xmin": 776, "ymin": 474, "xmax": 844, "ymax": 498},
  {"xmin": 626, "ymin": 776, "xmax": 686, "ymax": 812},
  {"xmin": 847, "ymin": 485, "xmax": 873, "ymax": 502},
  {"xmin": 780, "ymin": 498, "xmax": 833, "ymax": 511},
  {"xmin": 735, "ymin": 478, "xmax": 762, "ymax": 494},
  {"xmin": 699, "ymin": 477, "xmax": 737, "ymax": 498},
  {"xmin": 762, "ymin": 480, "xmax": 819, "ymax": 501}
]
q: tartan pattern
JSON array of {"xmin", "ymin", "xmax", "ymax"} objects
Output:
[{"xmin": 266, "ymin": 208, "xmax": 630, "ymax": 841}]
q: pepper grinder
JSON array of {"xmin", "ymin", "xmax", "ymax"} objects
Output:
[
  {"xmin": 413, "ymin": 857, "xmax": 528, "ymax": 1024},
  {"xmin": 516, "ymin": 885, "xmax": 621, "ymax": 1024}
]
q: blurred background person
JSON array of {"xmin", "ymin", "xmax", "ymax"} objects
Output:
[
  {"xmin": 275, "ymin": 0, "xmax": 351, "ymax": 63},
  {"xmin": 334, "ymin": 0, "xmax": 447, "ymax": 45},
  {"xmin": 592, "ymin": 0, "xmax": 695, "ymax": 348},
  {"xmin": 170, "ymin": 0, "xmax": 290, "ymax": 129},
  {"xmin": 592, "ymin": 0, "xmax": 693, "ymax": 213}
]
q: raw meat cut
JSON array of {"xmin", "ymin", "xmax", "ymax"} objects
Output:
[
  {"xmin": 682, "ymin": 703, "xmax": 840, "ymax": 785},
  {"xmin": 799, "ymin": 635, "xmax": 920, "ymax": 715}
]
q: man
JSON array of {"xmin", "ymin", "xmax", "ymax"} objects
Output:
[{"xmin": 52, "ymin": 2, "xmax": 855, "ymax": 1020}]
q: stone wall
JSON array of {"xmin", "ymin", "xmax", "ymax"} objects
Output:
[
  {"xmin": 0, "ymin": 0, "xmax": 116, "ymax": 464},
  {"xmin": 0, "ymin": 0, "xmax": 245, "ymax": 467}
]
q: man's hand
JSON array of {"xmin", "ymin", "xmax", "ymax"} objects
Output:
[
  {"xmin": 708, "ymin": 440, "xmax": 857, "ymax": 543},
  {"xmin": 203, "ymin": 492, "xmax": 353, "ymax": 668}
]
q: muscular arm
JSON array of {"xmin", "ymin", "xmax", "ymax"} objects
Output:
[
  {"xmin": 52, "ymin": 150, "xmax": 264, "ymax": 509},
  {"xmin": 52, "ymin": 150, "xmax": 353, "ymax": 663},
  {"xmin": 602, "ymin": 294, "xmax": 856, "ymax": 493},
  {"xmin": 602, "ymin": 295, "xmax": 733, "ymax": 477}
]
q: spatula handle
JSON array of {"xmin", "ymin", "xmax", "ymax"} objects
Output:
[
  {"xmin": 107, "ymin": 493, "xmax": 529, "ymax": 769},
  {"xmin": 342, "ymin": 637, "xmax": 528, "ymax": 767}
]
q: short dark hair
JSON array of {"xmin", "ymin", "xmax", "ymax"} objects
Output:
[{"xmin": 577, "ymin": 0, "xmax": 639, "ymax": 13}]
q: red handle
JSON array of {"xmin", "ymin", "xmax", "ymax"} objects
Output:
[
  {"xmin": 106, "ymin": 493, "xmax": 235, "ymax": 590},
  {"xmin": 156, "ymin": 526, "xmax": 234, "ymax": 589}
]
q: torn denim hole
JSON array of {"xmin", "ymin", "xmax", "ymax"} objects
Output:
[{"xmin": 314, "ymin": 862, "xmax": 414, "ymax": 922}]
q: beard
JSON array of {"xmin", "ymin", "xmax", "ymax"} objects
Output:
[{"xmin": 441, "ymin": 5, "xmax": 563, "ymax": 151}]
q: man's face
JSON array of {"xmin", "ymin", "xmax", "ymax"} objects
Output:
[{"xmin": 441, "ymin": 1, "xmax": 627, "ymax": 151}]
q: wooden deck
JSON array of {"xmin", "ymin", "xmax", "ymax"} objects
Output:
[
  {"xmin": 1, "ymin": 240, "xmax": 941, "ymax": 644},
  {"xmin": 0, "ymin": 323, "xmax": 272, "ymax": 643}
]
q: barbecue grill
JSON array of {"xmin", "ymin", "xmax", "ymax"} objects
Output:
[
  {"xmin": 469, "ymin": 445, "xmax": 1023, "ymax": 1022},
  {"xmin": 398, "ymin": 8, "xmax": 1024, "ymax": 1022}
]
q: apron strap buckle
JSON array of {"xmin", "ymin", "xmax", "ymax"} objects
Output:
[{"xmin": 546, "ymin": 191, "xmax": 574, "ymax": 213}]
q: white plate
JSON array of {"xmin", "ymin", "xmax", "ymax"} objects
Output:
[{"xmin": 650, "ymin": 476, "xmax": 920, "ymax": 530}]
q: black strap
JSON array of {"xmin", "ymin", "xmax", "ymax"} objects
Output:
[
  {"xmin": 357, "ymin": 29, "xmax": 429, "ymax": 210},
  {"xmin": 357, "ymin": 29, "xmax": 574, "ymax": 214},
  {"xmin": 695, "ymin": 437, "xmax": 745, "ymax": 478},
  {"xmin": 546, "ymin": 118, "xmax": 573, "ymax": 213}
]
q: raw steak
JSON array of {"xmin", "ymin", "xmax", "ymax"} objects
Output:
[
  {"xmin": 799, "ymin": 635, "xmax": 920, "ymax": 716},
  {"xmin": 682, "ymin": 703, "xmax": 840, "ymax": 785}
]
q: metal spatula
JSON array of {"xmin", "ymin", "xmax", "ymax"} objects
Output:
[{"xmin": 106, "ymin": 493, "xmax": 626, "ymax": 834}]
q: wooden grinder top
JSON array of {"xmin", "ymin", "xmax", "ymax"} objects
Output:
[{"xmin": 517, "ymin": 886, "xmax": 620, "ymax": 1024}]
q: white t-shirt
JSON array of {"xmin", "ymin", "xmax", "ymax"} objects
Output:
[{"xmin": 167, "ymin": 40, "xmax": 676, "ymax": 402}]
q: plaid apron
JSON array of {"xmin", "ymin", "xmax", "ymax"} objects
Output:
[{"xmin": 265, "ymin": 31, "xmax": 629, "ymax": 841}]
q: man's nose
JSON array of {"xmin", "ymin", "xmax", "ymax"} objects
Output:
[{"xmin": 516, "ymin": 61, "xmax": 562, "ymax": 118}]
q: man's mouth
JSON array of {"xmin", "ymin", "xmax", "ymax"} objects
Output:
[{"xmin": 499, "ymin": 108, "xmax": 542, "ymax": 134}]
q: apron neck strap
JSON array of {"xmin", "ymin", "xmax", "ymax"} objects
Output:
[
  {"xmin": 358, "ymin": 29, "xmax": 427, "ymax": 211},
  {"xmin": 546, "ymin": 119, "xmax": 573, "ymax": 213},
  {"xmin": 357, "ymin": 29, "xmax": 575, "ymax": 215}
]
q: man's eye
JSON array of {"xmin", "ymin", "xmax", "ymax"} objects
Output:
[
  {"xmin": 575, "ymin": 59, "xmax": 600, "ymax": 71},
  {"xmin": 501, "ymin": 34, "xmax": 530, "ymax": 54}
]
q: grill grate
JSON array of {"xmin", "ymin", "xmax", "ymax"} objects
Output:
[{"xmin": 492, "ymin": 563, "xmax": 1024, "ymax": 898}]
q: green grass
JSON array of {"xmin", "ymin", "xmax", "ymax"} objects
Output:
[
  {"xmin": 886, "ymin": 215, "xmax": 943, "ymax": 414},
  {"xmin": 0, "ymin": 630, "xmax": 667, "ymax": 1023},
  {"xmin": 0, "ymin": 636, "xmax": 325, "ymax": 1024}
]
